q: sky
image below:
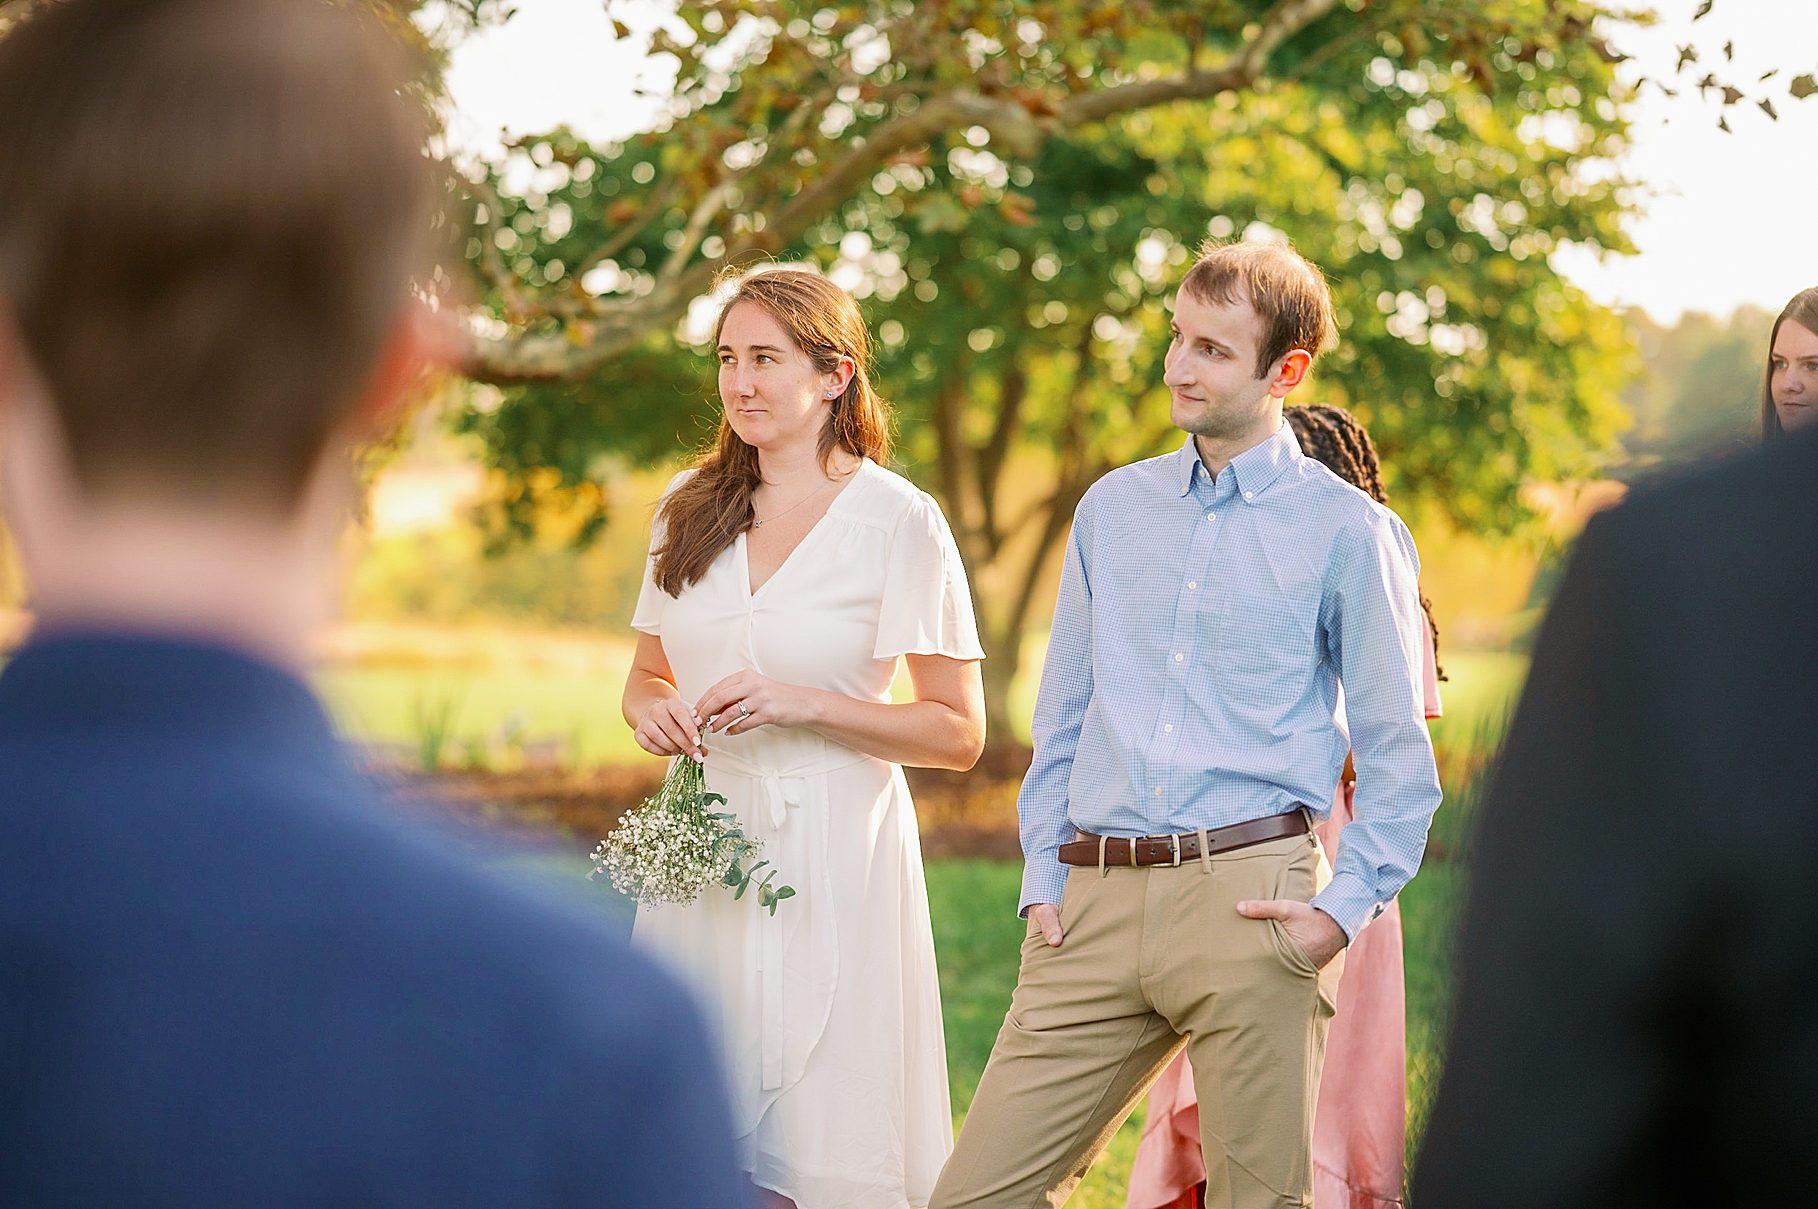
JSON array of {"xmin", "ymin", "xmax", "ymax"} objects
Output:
[{"xmin": 437, "ymin": 0, "xmax": 1818, "ymax": 324}]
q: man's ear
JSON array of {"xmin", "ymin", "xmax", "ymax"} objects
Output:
[
  {"xmin": 347, "ymin": 300, "xmax": 460, "ymax": 437},
  {"xmin": 1269, "ymin": 349, "xmax": 1314, "ymax": 399}
]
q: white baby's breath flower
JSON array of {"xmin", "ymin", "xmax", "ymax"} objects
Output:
[{"xmin": 591, "ymin": 755, "xmax": 782, "ymax": 909}]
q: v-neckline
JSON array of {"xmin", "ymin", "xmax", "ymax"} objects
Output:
[{"xmin": 739, "ymin": 460, "xmax": 866, "ymax": 599}]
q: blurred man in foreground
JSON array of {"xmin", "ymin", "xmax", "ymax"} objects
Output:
[
  {"xmin": 1412, "ymin": 425, "xmax": 1818, "ymax": 1206},
  {"xmin": 0, "ymin": 2, "xmax": 743, "ymax": 1205}
]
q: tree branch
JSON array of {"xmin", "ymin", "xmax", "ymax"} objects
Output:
[
  {"xmin": 929, "ymin": 357, "xmax": 980, "ymax": 558},
  {"xmin": 574, "ymin": 170, "xmax": 679, "ymax": 278},
  {"xmin": 977, "ymin": 361, "xmax": 1027, "ymax": 554},
  {"xmin": 659, "ymin": 177, "xmax": 735, "ymax": 279},
  {"xmin": 1055, "ymin": 0, "xmax": 1344, "ymax": 128},
  {"xmin": 743, "ymin": 88, "xmax": 1044, "ymax": 258},
  {"xmin": 466, "ymin": 0, "xmax": 1347, "ymax": 382},
  {"xmin": 998, "ymin": 320, "xmax": 1101, "ymax": 649}
]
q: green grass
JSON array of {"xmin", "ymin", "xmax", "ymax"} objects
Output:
[
  {"xmin": 350, "ymin": 634, "xmax": 1525, "ymax": 1202},
  {"xmin": 313, "ymin": 646, "xmax": 1526, "ymax": 774},
  {"xmin": 920, "ymin": 860, "xmax": 1155, "ymax": 1208},
  {"xmin": 315, "ymin": 664, "xmax": 656, "ymax": 769},
  {"xmin": 1427, "ymin": 649, "xmax": 1525, "ymax": 748},
  {"xmin": 497, "ymin": 843, "xmax": 1480, "ymax": 1209}
]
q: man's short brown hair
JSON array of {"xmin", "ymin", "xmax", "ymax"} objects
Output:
[
  {"xmin": 0, "ymin": 0, "xmax": 430, "ymax": 511},
  {"xmin": 1178, "ymin": 240, "xmax": 1337, "ymax": 379}
]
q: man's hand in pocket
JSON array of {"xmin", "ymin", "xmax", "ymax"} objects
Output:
[
  {"xmin": 1235, "ymin": 899, "xmax": 1347, "ymax": 969},
  {"xmin": 1028, "ymin": 903, "xmax": 1065, "ymax": 948}
]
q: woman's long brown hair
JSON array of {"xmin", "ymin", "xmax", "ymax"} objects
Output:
[
  {"xmin": 1762, "ymin": 287, "xmax": 1818, "ymax": 444},
  {"xmin": 652, "ymin": 269, "xmax": 892, "ymax": 595}
]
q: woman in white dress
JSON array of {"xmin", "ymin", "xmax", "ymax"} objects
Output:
[{"xmin": 622, "ymin": 268, "xmax": 986, "ymax": 1209}]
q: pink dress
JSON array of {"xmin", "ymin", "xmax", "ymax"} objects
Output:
[{"xmin": 1126, "ymin": 627, "xmax": 1442, "ymax": 1209}]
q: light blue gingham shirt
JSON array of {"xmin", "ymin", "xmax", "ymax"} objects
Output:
[{"xmin": 1017, "ymin": 424, "xmax": 1442, "ymax": 938}]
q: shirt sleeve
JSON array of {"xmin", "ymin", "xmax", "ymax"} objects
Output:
[
  {"xmin": 1015, "ymin": 501, "xmax": 1096, "ymax": 917},
  {"xmin": 1309, "ymin": 508, "xmax": 1443, "ymax": 939},
  {"xmin": 872, "ymin": 491, "xmax": 986, "ymax": 662},
  {"xmin": 629, "ymin": 472, "xmax": 695, "ymax": 637}
]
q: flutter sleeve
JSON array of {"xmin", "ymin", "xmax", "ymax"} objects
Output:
[
  {"xmin": 872, "ymin": 491, "xmax": 986, "ymax": 662},
  {"xmin": 629, "ymin": 471, "xmax": 695, "ymax": 637}
]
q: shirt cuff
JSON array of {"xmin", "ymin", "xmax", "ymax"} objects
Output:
[
  {"xmin": 1309, "ymin": 870, "xmax": 1386, "ymax": 942},
  {"xmin": 1018, "ymin": 855, "xmax": 1069, "ymax": 919}
]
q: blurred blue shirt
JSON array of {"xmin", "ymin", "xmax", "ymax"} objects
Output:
[{"xmin": 1017, "ymin": 424, "xmax": 1442, "ymax": 937}]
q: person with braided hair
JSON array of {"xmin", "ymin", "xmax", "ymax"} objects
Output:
[
  {"xmin": 1285, "ymin": 407, "xmax": 1444, "ymax": 684},
  {"xmin": 933, "ymin": 241, "xmax": 1439, "ymax": 1209},
  {"xmin": 1129, "ymin": 404, "xmax": 1444, "ymax": 1209}
]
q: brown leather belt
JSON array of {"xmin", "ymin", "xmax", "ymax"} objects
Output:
[{"xmin": 1058, "ymin": 810, "xmax": 1310, "ymax": 869}]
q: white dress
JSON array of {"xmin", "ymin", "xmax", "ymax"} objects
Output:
[{"xmin": 630, "ymin": 458, "xmax": 983, "ymax": 1209}]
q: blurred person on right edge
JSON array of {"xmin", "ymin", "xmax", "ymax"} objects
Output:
[
  {"xmin": 0, "ymin": 2, "xmax": 741, "ymax": 1205},
  {"xmin": 930, "ymin": 241, "xmax": 1443, "ymax": 1209},
  {"xmin": 1410, "ymin": 286, "xmax": 1818, "ymax": 1209},
  {"xmin": 1128, "ymin": 405, "xmax": 1445, "ymax": 1209},
  {"xmin": 1763, "ymin": 287, "xmax": 1818, "ymax": 441}
]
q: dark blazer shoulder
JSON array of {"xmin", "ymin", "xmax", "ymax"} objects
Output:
[{"xmin": 1591, "ymin": 430, "xmax": 1818, "ymax": 575}]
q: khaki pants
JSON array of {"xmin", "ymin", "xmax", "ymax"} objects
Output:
[{"xmin": 931, "ymin": 833, "xmax": 1341, "ymax": 1209}]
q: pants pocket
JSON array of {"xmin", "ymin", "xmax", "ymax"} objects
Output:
[
  {"xmin": 1266, "ymin": 838, "xmax": 1322, "ymax": 978},
  {"xmin": 1268, "ymin": 917, "xmax": 1321, "ymax": 977}
]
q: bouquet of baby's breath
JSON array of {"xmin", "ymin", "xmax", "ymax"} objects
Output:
[{"xmin": 591, "ymin": 753, "xmax": 797, "ymax": 914}]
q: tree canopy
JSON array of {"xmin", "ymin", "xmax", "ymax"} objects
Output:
[
  {"xmin": 0, "ymin": 0, "xmax": 1802, "ymax": 739},
  {"xmin": 446, "ymin": 0, "xmax": 1655, "ymax": 734}
]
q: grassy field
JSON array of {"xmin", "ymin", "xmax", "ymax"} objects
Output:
[
  {"xmin": 926, "ymin": 859, "xmax": 1150, "ymax": 1206},
  {"xmin": 516, "ymin": 836, "xmax": 1481, "ymax": 1207},
  {"xmin": 313, "ymin": 622, "xmax": 1525, "ymax": 777},
  {"xmin": 924, "ymin": 744, "xmax": 1496, "ymax": 1205},
  {"xmin": 335, "ymin": 626, "xmax": 1522, "ymax": 1203}
]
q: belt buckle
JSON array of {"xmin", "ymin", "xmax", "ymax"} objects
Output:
[{"xmin": 1169, "ymin": 833, "xmax": 1181, "ymax": 867}]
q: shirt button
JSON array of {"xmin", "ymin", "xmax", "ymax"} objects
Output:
[
  {"xmin": 1187, "ymin": 581, "xmax": 1198, "ymax": 590},
  {"xmin": 1174, "ymin": 653, "xmax": 1184, "ymax": 662},
  {"xmin": 1244, "ymin": 491, "xmax": 1254, "ymax": 501},
  {"xmin": 1153, "ymin": 786, "xmax": 1164, "ymax": 796},
  {"xmin": 1164, "ymin": 724, "xmax": 1174, "ymax": 733},
  {"xmin": 1205, "ymin": 511, "xmax": 1215, "ymax": 521}
]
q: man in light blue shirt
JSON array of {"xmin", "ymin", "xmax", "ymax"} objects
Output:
[{"xmin": 932, "ymin": 242, "xmax": 1441, "ymax": 1209}]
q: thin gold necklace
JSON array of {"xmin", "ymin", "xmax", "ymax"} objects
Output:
[{"xmin": 752, "ymin": 478, "xmax": 834, "ymax": 529}]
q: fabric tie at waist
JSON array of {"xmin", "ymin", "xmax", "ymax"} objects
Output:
[
  {"xmin": 704, "ymin": 744, "xmax": 874, "ymax": 1092},
  {"xmin": 705, "ymin": 745, "xmax": 873, "ymax": 830}
]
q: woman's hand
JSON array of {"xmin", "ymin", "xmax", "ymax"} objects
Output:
[
  {"xmin": 695, "ymin": 671, "xmax": 818, "ymax": 737},
  {"xmin": 634, "ymin": 696, "xmax": 703, "ymax": 758}
]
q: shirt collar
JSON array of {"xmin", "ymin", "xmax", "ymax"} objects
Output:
[{"xmin": 1174, "ymin": 420, "xmax": 1304, "ymax": 499}]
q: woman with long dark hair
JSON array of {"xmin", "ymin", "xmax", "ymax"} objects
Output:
[
  {"xmin": 622, "ymin": 269, "xmax": 985, "ymax": 1209},
  {"xmin": 1762, "ymin": 287, "xmax": 1818, "ymax": 442},
  {"xmin": 1129, "ymin": 404, "xmax": 1443, "ymax": 1209}
]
